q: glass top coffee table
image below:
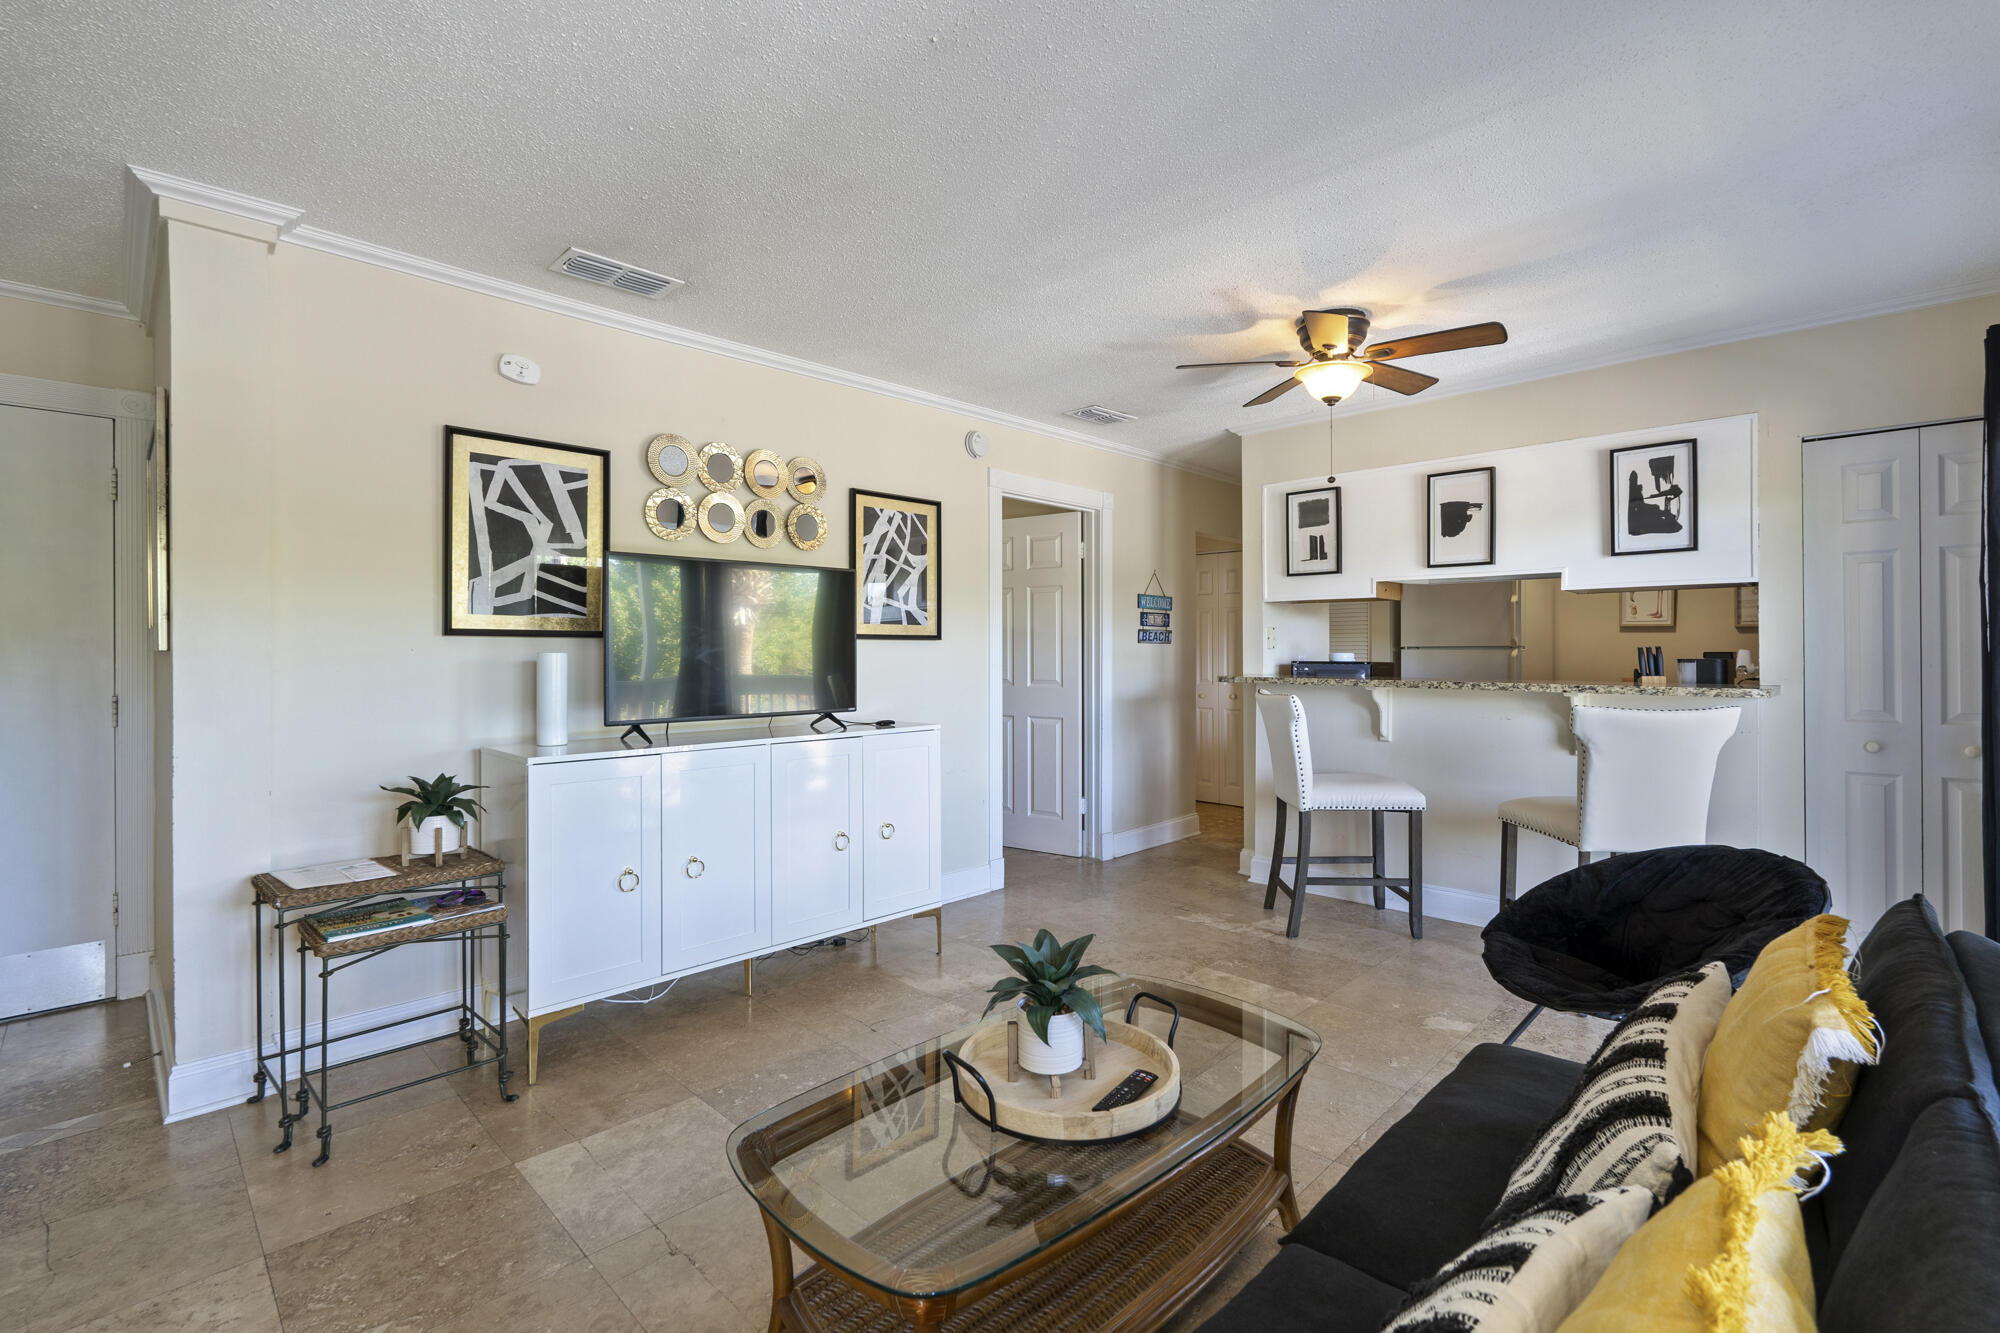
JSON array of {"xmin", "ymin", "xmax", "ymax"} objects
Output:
[{"xmin": 727, "ymin": 974, "xmax": 1321, "ymax": 1332}]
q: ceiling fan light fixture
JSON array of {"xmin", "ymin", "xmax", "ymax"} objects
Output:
[{"xmin": 1293, "ymin": 359, "xmax": 1370, "ymax": 404}]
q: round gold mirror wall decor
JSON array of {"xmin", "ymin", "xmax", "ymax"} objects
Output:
[
  {"xmin": 644, "ymin": 486, "xmax": 695, "ymax": 541},
  {"xmin": 787, "ymin": 502, "xmax": 826, "ymax": 551},
  {"xmin": 699, "ymin": 492, "xmax": 745, "ymax": 543},
  {"xmin": 646, "ymin": 433, "xmax": 695, "ymax": 487},
  {"xmin": 787, "ymin": 456, "xmax": 827, "ymax": 502},
  {"xmin": 744, "ymin": 449, "xmax": 787, "ymax": 499},
  {"xmin": 743, "ymin": 499, "xmax": 783, "ymax": 549},
  {"xmin": 696, "ymin": 441, "xmax": 743, "ymax": 493}
]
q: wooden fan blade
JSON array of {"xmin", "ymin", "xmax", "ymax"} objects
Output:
[
  {"xmin": 1363, "ymin": 321, "xmax": 1507, "ymax": 361},
  {"xmin": 1361, "ymin": 362, "xmax": 1439, "ymax": 396},
  {"xmin": 1175, "ymin": 359, "xmax": 1304, "ymax": 369},
  {"xmin": 1300, "ymin": 310, "xmax": 1353, "ymax": 353},
  {"xmin": 1244, "ymin": 377, "xmax": 1303, "ymax": 407}
]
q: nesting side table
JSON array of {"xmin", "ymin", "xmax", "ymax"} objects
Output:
[{"xmin": 248, "ymin": 850, "xmax": 516, "ymax": 1166}]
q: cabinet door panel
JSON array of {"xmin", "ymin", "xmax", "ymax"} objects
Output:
[
  {"xmin": 663, "ymin": 746, "xmax": 771, "ymax": 971},
  {"xmin": 530, "ymin": 756, "xmax": 661, "ymax": 1007},
  {"xmin": 863, "ymin": 731, "xmax": 941, "ymax": 919},
  {"xmin": 771, "ymin": 738, "xmax": 863, "ymax": 943}
]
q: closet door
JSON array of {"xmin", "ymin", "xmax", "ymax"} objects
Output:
[
  {"xmin": 662, "ymin": 744, "xmax": 771, "ymax": 972},
  {"xmin": 1918, "ymin": 421, "xmax": 1985, "ymax": 933},
  {"xmin": 771, "ymin": 737, "xmax": 863, "ymax": 943}
]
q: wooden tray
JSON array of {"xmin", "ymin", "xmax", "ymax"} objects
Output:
[{"xmin": 948, "ymin": 1017, "xmax": 1181, "ymax": 1143}]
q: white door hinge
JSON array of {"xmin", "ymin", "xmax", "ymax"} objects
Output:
[{"xmin": 110, "ymin": 466, "xmax": 119, "ymax": 502}]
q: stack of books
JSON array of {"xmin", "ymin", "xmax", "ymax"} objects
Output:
[{"xmin": 306, "ymin": 893, "xmax": 498, "ymax": 942}]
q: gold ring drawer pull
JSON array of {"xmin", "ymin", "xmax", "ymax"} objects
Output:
[
  {"xmin": 880, "ymin": 822, "xmax": 896, "ymax": 840},
  {"xmin": 617, "ymin": 868, "xmax": 640, "ymax": 893},
  {"xmin": 834, "ymin": 832, "xmax": 850, "ymax": 851},
  {"xmin": 686, "ymin": 855, "xmax": 705, "ymax": 879}
]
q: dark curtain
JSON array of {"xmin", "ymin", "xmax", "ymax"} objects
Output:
[{"xmin": 1984, "ymin": 324, "xmax": 1999, "ymax": 938}]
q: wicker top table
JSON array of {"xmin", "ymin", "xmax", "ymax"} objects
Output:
[{"xmin": 727, "ymin": 974, "xmax": 1320, "ymax": 1332}]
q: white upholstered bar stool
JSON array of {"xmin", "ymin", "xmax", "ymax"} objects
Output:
[
  {"xmin": 1497, "ymin": 703, "xmax": 1741, "ymax": 903},
  {"xmin": 1257, "ymin": 691, "xmax": 1428, "ymax": 940}
]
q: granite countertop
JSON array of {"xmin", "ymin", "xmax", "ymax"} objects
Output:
[{"xmin": 1225, "ymin": 676, "xmax": 1776, "ymax": 699}]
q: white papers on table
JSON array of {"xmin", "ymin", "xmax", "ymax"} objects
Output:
[{"xmin": 271, "ymin": 859, "xmax": 398, "ymax": 891}]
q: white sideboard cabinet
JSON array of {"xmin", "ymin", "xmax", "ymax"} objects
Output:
[{"xmin": 479, "ymin": 723, "xmax": 942, "ymax": 1080}]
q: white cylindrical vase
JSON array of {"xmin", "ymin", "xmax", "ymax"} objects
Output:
[
  {"xmin": 536, "ymin": 652, "xmax": 569, "ymax": 747},
  {"xmin": 1017, "ymin": 1010, "xmax": 1085, "ymax": 1076}
]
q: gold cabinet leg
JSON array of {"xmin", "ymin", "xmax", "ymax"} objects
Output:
[
  {"xmin": 514, "ymin": 1005, "xmax": 582, "ymax": 1086},
  {"xmin": 743, "ymin": 958, "xmax": 755, "ymax": 998},
  {"xmin": 914, "ymin": 905, "xmax": 942, "ymax": 955}
]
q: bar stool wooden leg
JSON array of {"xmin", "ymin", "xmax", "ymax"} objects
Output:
[
  {"xmin": 1286, "ymin": 811, "xmax": 1312, "ymax": 939},
  {"xmin": 1370, "ymin": 811, "xmax": 1386, "ymax": 910},
  {"xmin": 1264, "ymin": 798, "xmax": 1288, "ymax": 911},
  {"xmin": 1578, "ymin": 848, "xmax": 1591, "ymax": 867},
  {"xmin": 1499, "ymin": 821, "xmax": 1518, "ymax": 905},
  {"xmin": 1407, "ymin": 810, "xmax": 1424, "ymax": 940}
]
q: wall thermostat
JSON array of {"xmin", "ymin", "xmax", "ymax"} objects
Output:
[
  {"xmin": 964, "ymin": 430, "xmax": 989, "ymax": 459},
  {"xmin": 498, "ymin": 354, "xmax": 541, "ymax": 385}
]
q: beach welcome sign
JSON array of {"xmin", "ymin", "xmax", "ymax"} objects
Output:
[{"xmin": 1138, "ymin": 572, "xmax": 1171, "ymax": 644}]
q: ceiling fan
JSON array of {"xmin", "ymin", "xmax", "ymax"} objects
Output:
[{"xmin": 1176, "ymin": 308, "xmax": 1508, "ymax": 408}]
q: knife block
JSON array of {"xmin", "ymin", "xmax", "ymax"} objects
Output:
[{"xmin": 1638, "ymin": 674, "xmax": 1668, "ymax": 687}]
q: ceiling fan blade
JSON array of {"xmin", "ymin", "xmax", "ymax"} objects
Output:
[
  {"xmin": 1361, "ymin": 362, "xmax": 1439, "ymax": 396},
  {"xmin": 1174, "ymin": 359, "xmax": 1304, "ymax": 369},
  {"xmin": 1300, "ymin": 310, "xmax": 1353, "ymax": 354},
  {"xmin": 1362, "ymin": 321, "xmax": 1508, "ymax": 361},
  {"xmin": 1244, "ymin": 377, "xmax": 1303, "ymax": 407}
]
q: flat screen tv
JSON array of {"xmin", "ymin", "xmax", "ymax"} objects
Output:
[{"xmin": 604, "ymin": 550, "xmax": 856, "ymax": 731}]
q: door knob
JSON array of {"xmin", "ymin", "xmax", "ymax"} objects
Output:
[
  {"xmin": 1863, "ymin": 741, "xmax": 1883, "ymax": 754},
  {"xmin": 1967, "ymin": 745, "xmax": 1983, "ymax": 759},
  {"xmin": 834, "ymin": 831, "xmax": 850, "ymax": 850},
  {"xmin": 617, "ymin": 868, "xmax": 639, "ymax": 893},
  {"xmin": 685, "ymin": 855, "xmax": 705, "ymax": 879},
  {"xmin": 880, "ymin": 822, "xmax": 896, "ymax": 840}
]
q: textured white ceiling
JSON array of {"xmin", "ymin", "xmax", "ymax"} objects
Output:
[{"xmin": 5, "ymin": 2, "xmax": 1999, "ymax": 477}]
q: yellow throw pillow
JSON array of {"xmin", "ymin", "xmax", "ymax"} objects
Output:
[
  {"xmin": 1558, "ymin": 1113, "xmax": 1841, "ymax": 1333},
  {"xmin": 1696, "ymin": 915, "xmax": 1878, "ymax": 1175}
]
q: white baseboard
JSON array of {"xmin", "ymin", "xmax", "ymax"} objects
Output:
[
  {"xmin": 1243, "ymin": 855, "xmax": 1497, "ymax": 929},
  {"xmin": 115, "ymin": 950, "xmax": 150, "ymax": 1000},
  {"xmin": 1106, "ymin": 813, "xmax": 1201, "ymax": 860},
  {"xmin": 943, "ymin": 859, "xmax": 1006, "ymax": 903},
  {"xmin": 162, "ymin": 987, "xmax": 466, "ymax": 1123}
]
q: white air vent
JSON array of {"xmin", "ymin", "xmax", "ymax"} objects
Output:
[
  {"xmin": 1067, "ymin": 404, "xmax": 1137, "ymax": 425},
  {"xmin": 548, "ymin": 247, "xmax": 684, "ymax": 298}
]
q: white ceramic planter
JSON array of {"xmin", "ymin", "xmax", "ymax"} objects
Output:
[
  {"xmin": 409, "ymin": 816, "xmax": 464, "ymax": 857},
  {"xmin": 1017, "ymin": 1008, "xmax": 1084, "ymax": 1076}
]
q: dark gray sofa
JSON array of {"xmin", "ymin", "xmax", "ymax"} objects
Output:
[{"xmin": 1197, "ymin": 895, "xmax": 2000, "ymax": 1333}]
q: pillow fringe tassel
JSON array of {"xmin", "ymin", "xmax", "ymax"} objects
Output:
[{"xmin": 1684, "ymin": 1113, "xmax": 1843, "ymax": 1333}]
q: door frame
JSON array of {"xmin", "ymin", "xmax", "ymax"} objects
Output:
[
  {"xmin": 0, "ymin": 371, "xmax": 155, "ymax": 1000},
  {"xmin": 988, "ymin": 469, "xmax": 1114, "ymax": 863}
]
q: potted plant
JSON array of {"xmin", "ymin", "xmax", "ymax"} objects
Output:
[
  {"xmin": 381, "ymin": 772, "xmax": 485, "ymax": 857},
  {"xmin": 982, "ymin": 929, "xmax": 1113, "ymax": 1076}
]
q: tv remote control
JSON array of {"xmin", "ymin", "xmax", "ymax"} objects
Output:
[{"xmin": 1090, "ymin": 1069, "xmax": 1158, "ymax": 1112}]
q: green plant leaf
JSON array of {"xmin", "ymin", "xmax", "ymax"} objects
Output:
[
  {"xmin": 1065, "ymin": 987, "xmax": 1108, "ymax": 1042},
  {"xmin": 1068, "ymin": 964, "xmax": 1116, "ymax": 983},
  {"xmin": 1023, "ymin": 1003, "xmax": 1058, "ymax": 1046},
  {"xmin": 990, "ymin": 943, "xmax": 1034, "ymax": 977},
  {"xmin": 1053, "ymin": 933, "xmax": 1094, "ymax": 975}
]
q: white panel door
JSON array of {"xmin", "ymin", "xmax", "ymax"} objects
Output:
[
  {"xmin": 863, "ymin": 730, "xmax": 941, "ymax": 919},
  {"xmin": 1805, "ymin": 430, "xmax": 1923, "ymax": 931},
  {"xmin": 1919, "ymin": 421, "xmax": 1984, "ymax": 934},
  {"xmin": 0, "ymin": 404, "xmax": 115, "ymax": 1019},
  {"xmin": 1194, "ymin": 550, "xmax": 1245, "ymax": 807},
  {"xmin": 771, "ymin": 737, "xmax": 863, "ymax": 943},
  {"xmin": 662, "ymin": 745, "xmax": 771, "ymax": 972},
  {"xmin": 529, "ymin": 754, "xmax": 662, "ymax": 1009},
  {"xmin": 1002, "ymin": 511, "xmax": 1085, "ymax": 854}
]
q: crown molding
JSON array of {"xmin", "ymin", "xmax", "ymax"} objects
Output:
[
  {"xmin": 0, "ymin": 276, "xmax": 134, "ymax": 321},
  {"xmin": 1237, "ymin": 274, "xmax": 2000, "ymax": 441}
]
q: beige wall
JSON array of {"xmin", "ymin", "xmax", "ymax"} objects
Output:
[
  {"xmin": 1544, "ymin": 584, "xmax": 1758, "ymax": 683},
  {"xmin": 1240, "ymin": 292, "xmax": 2000, "ymax": 869},
  {"xmin": 156, "ymin": 213, "xmax": 1238, "ymax": 1066},
  {"xmin": 0, "ymin": 291, "xmax": 153, "ymax": 392}
]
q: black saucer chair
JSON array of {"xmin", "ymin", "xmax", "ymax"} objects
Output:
[{"xmin": 1481, "ymin": 845, "xmax": 1831, "ymax": 1044}]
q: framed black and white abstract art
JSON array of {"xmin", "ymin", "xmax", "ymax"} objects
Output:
[
  {"xmin": 443, "ymin": 426, "xmax": 609, "ymax": 636},
  {"xmin": 852, "ymin": 489, "xmax": 941, "ymax": 638},
  {"xmin": 1608, "ymin": 438, "xmax": 1698, "ymax": 556},
  {"xmin": 1426, "ymin": 466, "xmax": 1495, "ymax": 568},
  {"xmin": 1284, "ymin": 484, "xmax": 1342, "ymax": 576}
]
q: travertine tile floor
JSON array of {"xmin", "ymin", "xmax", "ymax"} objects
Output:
[{"xmin": 0, "ymin": 804, "xmax": 1606, "ymax": 1331}]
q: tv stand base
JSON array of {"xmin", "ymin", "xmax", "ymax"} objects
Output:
[
  {"xmin": 808, "ymin": 712, "xmax": 848, "ymax": 733},
  {"xmin": 619, "ymin": 723, "xmax": 654, "ymax": 747}
]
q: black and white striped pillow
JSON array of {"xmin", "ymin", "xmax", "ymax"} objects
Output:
[
  {"xmin": 1382, "ymin": 1187, "xmax": 1653, "ymax": 1333},
  {"xmin": 1489, "ymin": 961, "xmax": 1731, "ymax": 1222}
]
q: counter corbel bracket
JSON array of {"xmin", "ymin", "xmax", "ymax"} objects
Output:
[{"xmin": 1365, "ymin": 687, "xmax": 1394, "ymax": 742}]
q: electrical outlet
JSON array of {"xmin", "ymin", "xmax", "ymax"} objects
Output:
[{"xmin": 1266, "ymin": 626, "xmax": 1278, "ymax": 650}]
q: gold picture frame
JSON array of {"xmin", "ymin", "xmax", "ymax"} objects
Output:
[
  {"xmin": 1618, "ymin": 589, "xmax": 1676, "ymax": 630},
  {"xmin": 853, "ymin": 489, "xmax": 941, "ymax": 639},
  {"xmin": 445, "ymin": 426, "xmax": 608, "ymax": 636}
]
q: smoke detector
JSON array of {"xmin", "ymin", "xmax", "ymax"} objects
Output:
[
  {"xmin": 548, "ymin": 247, "xmax": 684, "ymax": 298},
  {"xmin": 1067, "ymin": 404, "xmax": 1137, "ymax": 425}
]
